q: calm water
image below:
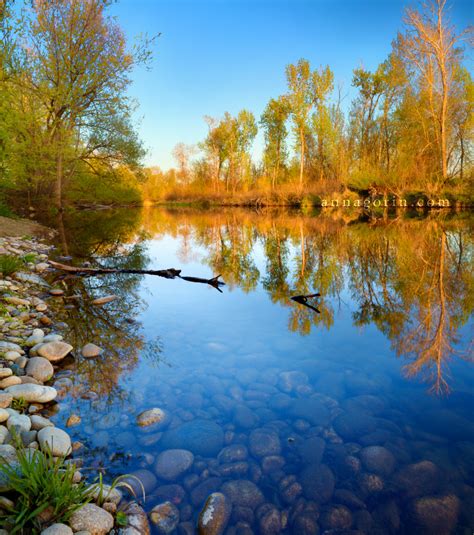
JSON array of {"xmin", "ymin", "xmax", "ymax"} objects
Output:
[{"xmin": 40, "ymin": 207, "xmax": 474, "ymax": 534}]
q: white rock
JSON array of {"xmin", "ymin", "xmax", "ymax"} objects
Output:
[
  {"xmin": 43, "ymin": 334, "xmax": 63, "ymax": 343},
  {"xmin": 6, "ymin": 384, "xmax": 57, "ymax": 403},
  {"xmin": 25, "ymin": 329, "xmax": 45, "ymax": 347},
  {"xmin": 38, "ymin": 427, "xmax": 72, "ymax": 457},
  {"xmin": 0, "ymin": 426, "xmax": 8, "ymax": 444}
]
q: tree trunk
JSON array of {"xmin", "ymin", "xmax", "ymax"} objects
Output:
[
  {"xmin": 55, "ymin": 147, "xmax": 63, "ymax": 210},
  {"xmin": 299, "ymin": 128, "xmax": 305, "ymax": 188}
]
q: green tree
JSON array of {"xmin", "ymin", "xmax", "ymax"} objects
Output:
[{"xmin": 260, "ymin": 96, "xmax": 290, "ymax": 189}]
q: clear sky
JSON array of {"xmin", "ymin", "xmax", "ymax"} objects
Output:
[{"xmin": 111, "ymin": 0, "xmax": 472, "ymax": 170}]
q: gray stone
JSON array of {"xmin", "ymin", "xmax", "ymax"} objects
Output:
[
  {"xmin": 37, "ymin": 427, "xmax": 71, "ymax": 456},
  {"xmin": 69, "ymin": 503, "xmax": 114, "ymax": 535},
  {"xmin": 360, "ymin": 445, "xmax": 396, "ymax": 476},
  {"xmin": 161, "ymin": 419, "xmax": 224, "ymax": 457},
  {"xmin": 37, "ymin": 341, "xmax": 73, "ymax": 362},
  {"xmin": 221, "ymin": 480, "xmax": 264, "ymax": 509},
  {"xmin": 7, "ymin": 414, "xmax": 31, "ymax": 434},
  {"xmin": 6, "ymin": 384, "xmax": 57, "ymax": 403},
  {"xmin": 26, "ymin": 357, "xmax": 54, "ymax": 382},
  {"xmin": 300, "ymin": 463, "xmax": 335, "ymax": 503},
  {"xmin": 154, "ymin": 449, "xmax": 194, "ymax": 480},
  {"xmin": 40, "ymin": 523, "xmax": 73, "ymax": 535}
]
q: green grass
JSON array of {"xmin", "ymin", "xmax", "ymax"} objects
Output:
[
  {"xmin": 0, "ymin": 255, "xmax": 23, "ymax": 276},
  {"xmin": 0, "ymin": 439, "xmax": 96, "ymax": 533},
  {"xmin": 21, "ymin": 252, "xmax": 37, "ymax": 264}
]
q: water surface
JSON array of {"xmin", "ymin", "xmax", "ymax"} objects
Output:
[{"xmin": 41, "ymin": 207, "xmax": 474, "ymax": 534}]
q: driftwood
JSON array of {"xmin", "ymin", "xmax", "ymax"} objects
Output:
[
  {"xmin": 49, "ymin": 260, "xmax": 225, "ymax": 292},
  {"xmin": 291, "ymin": 293, "xmax": 321, "ymax": 313}
]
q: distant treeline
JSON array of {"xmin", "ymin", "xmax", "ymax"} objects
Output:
[{"xmin": 0, "ymin": 0, "xmax": 472, "ymax": 210}]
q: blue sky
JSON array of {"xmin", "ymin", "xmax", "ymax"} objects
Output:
[{"xmin": 111, "ymin": 0, "xmax": 472, "ymax": 169}]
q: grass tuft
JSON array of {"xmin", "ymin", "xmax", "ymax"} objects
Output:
[{"xmin": 0, "ymin": 255, "xmax": 23, "ymax": 276}]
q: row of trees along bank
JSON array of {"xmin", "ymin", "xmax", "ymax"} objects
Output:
[{"xmin": 0, "ymin": 0, "xmax": 472, "ymax": 209}]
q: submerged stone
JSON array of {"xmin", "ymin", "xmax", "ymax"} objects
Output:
[
  {"xmin": 198, "ymin": 492, "xmax": 231, "ymax": 535},
  {"xmin": 161, "ymin": 419, "xmax": 224, "ymax": 457}
]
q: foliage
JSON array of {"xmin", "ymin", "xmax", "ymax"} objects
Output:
[
  {"xmin": 0, "ymin": 439, "xmax": 96, "ymax": 533},
  {"xmin": 0, "ymin": 254, "xmax": 23, "ymax": 276},
  {"xmin": 10, "ymin": 396, "xmax": 28, "ymax": 413}
]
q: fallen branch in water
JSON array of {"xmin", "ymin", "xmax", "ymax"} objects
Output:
[
  {"xmin": 291, "ymin": 293, "xmax": 321, "ymax": 313},
  {"xmin": 48, "ymin": 260, "xmax": 225, "ymax": 291}
]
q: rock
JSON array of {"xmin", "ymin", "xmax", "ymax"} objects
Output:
[
  {"xmin": 136, "ymin": 408, "xmax": 168, "ymax": 428},
  {"xmin": 69, "ymin": 503, "xmax": 114, "ymax": 535},
  {"xmin": 154, "ymin": 449, "xmax": 194, "ymax": 480},
  {"xmin": 300, "ymin": 463, "xmax": 335, "ymax": 502},
  {"xmin": 191, "ymin": 478, "xmax": 224, "ymax": 507},
  {"xmin": 333, "ymin": 488, "xmax": 366, "ymax": 509},
  {"xmin": 288, "ymin": 398, "xmax": 331, "ymax": 426},
  {"xmin": 149, "ymin": 502, "xmax": 179, "ymax": 534},
  {"xmin": 4, "ymin": 296, "xmax": 30, "ymax": 307},
  {"xmin": 249, "ymin": 429, "xmax": 281, "ymax": 458},
  {"xmin": 218, "ymin": 444, "xmax": 248, "ymax": 464},
  {"xmin": 0, "ymin": 394, "xmax": 12, "ymax": 409},
  {"xmin": 121, "ymin": 501, "xmax": 150, "ymax": 535},
  {"xmin": 0, "ymin": 444, "xmax": 17, "ymax": 464},
  {"xmin": 333, "ymin": 410, "xmax": 377, "ymax": 440},
  {"xmin": 90, "ymin": 484, "xmax": 122, "ymax": 505},
  {"xmin": 221, "ymin": 480, "xmax": 264, "ymax": 509},
  {"xmin": 66, "ymin": 414, "xmax": 81, "ymax": 427},
  {"xmin": 0, "ymin": 369, "xmax": 12, "ymax": 379},
  {"xmin": 296, "ymin": 436, "xmax": 325, "ymax": 465},
  {"xmin": 278, "ymin": 371, "xmax": 309, "ymax": 393},
  {"xmin": 358, "ymin": 472, "xmax": 384, "ymax": 495},
  {"xmin": 122, "ymin": 470, "xmax": 157, "ymax": 496},
  {"xmin": 198, "ymin": 492, "xmax": 231, "ymax": 535},
  {"xmin": 392, "ymin": 460, "xmax": 441, "ymax": 498},
  {"xmin": 359, "ymin": 446, "xmax": 396, "ymax": 476},
  {"xmin": 49, "ymin": 289, "xmax": 64, "ymax": 296},
  {"xmin": 320, "ymin": 505, "xmax": 353, "ymax": 530},
  {"xmin": 234, "ymin": 404, "xmax": 259, "ymax": 429},
  {"xmin": 0, "ymin": 409, "xmax": 8, "ymax": 423},
  {"xmin": 25, "ymin": 329, "xmax": 45, "ymax": 347},
  {"xmin": 26, "ymin": 357, "xmax": 54, "ymax": 382},
  {"xmin": 161, "ymin": 419, "xmax": 224, "ymax": 457},
  {"xmin": 6, "ymin": 384, "xmax": 57, "ymax": 403},
  {"xmin": 257, "ymin": 504, "xmax": 281, "ymax": 535},
  {"xmin": 0, "ymin": 426, "xmax": 8, "ymax": 444},
  {"xmin": 15, "ymin": 272, "xmax": 49, "ymax": 287},
  {"xmin": 3, "ymin": 351, "xmax": 21, "ymax": 362},
  {"xmin": 0, "ymin": 376, "xmax": 22, "ymax": 388},
  {"xmin": 407, "ymin": 494, "xmax": 460, "ymax": 534},
  {"xmin": 37, "ymin": 427, "xmax": 72, "ymax": 456},
  {"xmin": 30, "ymin": 415, "xmax": 54, "ymax": 430},
  {"xmin": 7, "ymin": 414, "xmax": 31, "ymax": 433},
  {"xmin": 40, "ymin": 524, "xmax": 73, "ymax": 535},
  {"xmin": 37, "ymin": 341, "xmax": 73, "ymax": 362},
  {"xmin": 81, "ymin": 343, "xmax": 103, "ymax": 358},
  {"xmin": 91, "ymin": 295, "xmax": 118, "ymax": 305}
]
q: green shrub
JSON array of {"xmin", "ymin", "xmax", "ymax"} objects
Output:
[
  {"xmin": 0, "ymin": 255, "xmax": 23, "ymax": 276},
  {"xmin": 0, "ymin": 441, "xmax": 96, "ymax": 533}
]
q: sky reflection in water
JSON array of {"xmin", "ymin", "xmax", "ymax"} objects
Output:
[{"xmin": 43, "ymin": 207, "xmax": 474, "ymax": 534}]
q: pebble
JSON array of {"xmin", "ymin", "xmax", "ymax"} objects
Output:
[
  {"xmin": 149, "ymin": 502, "xmax": 179, "ymax": 534},
  {"xmin": 7, "ymin": 413, "xmax": 31, "ymax": 433},
  {"xmin": 91, "ymin": 295, "xmax": 118, "ymax": 305},
  {"xmin": 40, "ymin": 524, "xmax": 73, "ymax": 535},
  {"xmin": 359, "ymin": 445, "xmax": 396, "ymax": 476},
  {"xmin": 81, "ymin": 343, "xmax": 103, "ymax": 358},
  {"xmin": 249, "ymin": 428, "xmax": 281, "ymax": 458},
  {"xmin": 221, "ymin": 480, "xmax": 265, "ymax": 509},
  {"xmin": 0, "ymin": 409, "xmax": 9, "ymax": 423},
  {"xmin": 136, "ymin": 408, "xmax": 168, "ymax": 428}
]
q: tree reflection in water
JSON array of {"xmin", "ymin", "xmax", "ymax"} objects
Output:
[{"xmin": 46, "ymin": 207, "xmax": 473, "ymax": 395}]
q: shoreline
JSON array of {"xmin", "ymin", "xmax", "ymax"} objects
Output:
[{"xmin": 0, "ymin": 232, "xmax": 150, "ymax": 534}]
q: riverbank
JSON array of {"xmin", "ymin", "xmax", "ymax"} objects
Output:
[{"xmin": 0, "ymin": 232, "xmax": 150, "ymax": 534}]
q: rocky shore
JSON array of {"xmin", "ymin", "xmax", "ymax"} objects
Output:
[{"xmin": 0, "ymin": 235, "xmax": 150, "ymax": 535}]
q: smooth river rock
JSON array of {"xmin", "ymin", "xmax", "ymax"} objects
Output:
[
  {"xmin": 300, "ymin": 463, "xmax": 335, "ymax": 503},
  {"xmin": 154, "ymin": 449, "xmax": 194, "ymax": 480},
  {"xmin": 69, "ymin": 503, "xmax": 114, "ymax": 535},
  {"xmin": 360, "ymin": 445, "xmax": 396, "ymax": 476},
  {"xmin": 161, "ymin": 419, "xmax": 224, "ymax": 457},
  {"xmin": 40, "ymin": 524, "xmax": 73, "ymax": 535},
  {"xmin": 198, "ymin": 492, "xmax": 232, "ymax": 535},
  {"xmin": 136, "ymin": 408, "xmax": 168, "ymax": 428},
  {"xmin": 81, "ymin": 343, "xmax": 103, "ymax": 358},
  {"xmin": 149, "ymin": 502, "xmax": 179, "ymax": 534},
  {"xmin": 37, "ymin": 341, "xmax": 73, "ymax": 362},
  {"xmin": 5, "ymin": 384, "xmax": 57, "ymax": 403},
  {"xmin": 37, "ymin": 427, "xmax": 72, "ymax": 456},
  {"xmin": 221, "ymin": 480, "xmax": 264, "ymax": 509},
  {"xmin": 26, "ymin": 357, "xmax": 54, "ymax": 383}
]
